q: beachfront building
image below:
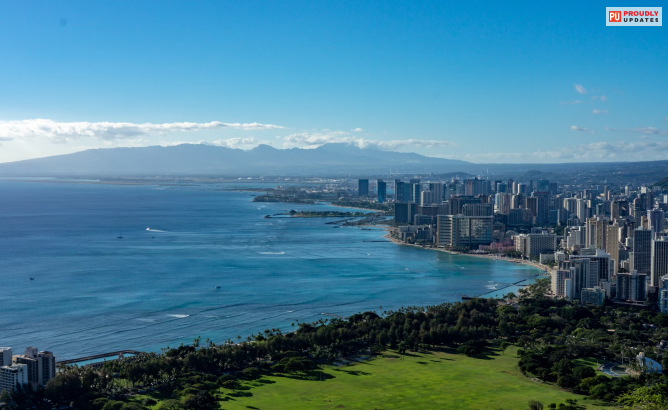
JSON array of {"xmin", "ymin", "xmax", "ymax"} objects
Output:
[
  {"xmin": 12, "ymin": 348, "xmax": 56, "ymax": 387},
  {"xmin": 0, "ymin": 363, "xmax": 28, "ymax": 393},
  {"xmin": 514, "ymin": 232, "xmax": 558, "ymax": 258},
  {"xmin": 436, "ymin": 215, "xmax": 492, "ymax": 248}
]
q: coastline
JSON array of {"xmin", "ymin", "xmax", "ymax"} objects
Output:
[{"xmin": 382, "ymin": 227, "xmax": 552, "ymax": 275}]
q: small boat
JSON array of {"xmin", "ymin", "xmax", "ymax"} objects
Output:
[
  {"xmin": 215, "ymin": 285, "xmax": 221, "ymax": 289},
  {"xmin": 29, "ymin": 277, "xmax": 34, "ymax": 281},
  {"xmin": 117, "ymin": 232, "xmax": 123, "ymax": 239},
  {"xmin": 146, "ymin": 227, "xmax": 151, "ymax": 231}
]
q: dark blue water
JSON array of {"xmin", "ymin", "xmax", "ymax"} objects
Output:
[{"xmin": 0, "ymin": 181, "xmax": 539, "ymax": 360}]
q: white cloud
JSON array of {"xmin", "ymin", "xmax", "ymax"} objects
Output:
[
  {"xmin": 592, "ymin": 109, "xmax": 608, "ymax": 115},
  {"xmin": 280, "ymin": 131, "xmax": 453, "ymax": 150},
  {"xmin": 574, "ymin": 84, "xmax": 587, "ymax": 94},
  {"xmin": 570, "ymin": 125, "xmax": 594, "ymax": 135},
  {"xmin": 0, "ymin": 119, "xmax": 283, "ymax": 142},
  {"xmin": 352, "ymin": 127, "xmax": 364, "ymax": 132},
  {"xmin": 210, "ymin": 137, "xmax": 263, "ymax": 149},
  {"xmin": 560, "ymin": 100, "xmax": 583, "ymax": 105}
]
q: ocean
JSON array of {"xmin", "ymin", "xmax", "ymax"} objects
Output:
[{"xmin": 0, "ymin": 181, "xmax": 540, "ymax": 360}]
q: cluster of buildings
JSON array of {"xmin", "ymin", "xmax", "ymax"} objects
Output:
[
  {"xmin": 357, "ymin": 177, "xmax": 668, "ymax": 310},
  {"xmin": 0, "ymin": 347, "xmax": 55, "ymax": 393}
]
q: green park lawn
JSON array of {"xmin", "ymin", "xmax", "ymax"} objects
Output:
[{"xmin": 135, "ymin": 345, "xmax": 612, "ymax": 410}]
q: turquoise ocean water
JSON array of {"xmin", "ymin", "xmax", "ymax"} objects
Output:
[{"xmin": 0, "ymin": 181, "xmax": 540, "ymax": 360}]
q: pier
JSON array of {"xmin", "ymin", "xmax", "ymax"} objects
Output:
[{"xmin": 56, "ymin": 350, "xmax": 143, "ymax": 366}]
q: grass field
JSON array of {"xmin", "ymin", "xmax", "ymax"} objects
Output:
[{"xmin": 136, "ymin": 345, "xmax": 612, "ymax": 410}]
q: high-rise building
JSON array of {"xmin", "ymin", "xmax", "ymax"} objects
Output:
[
  {"xmin": 428, "ymin": 182, "xmax": 444, "ymax": 203},
  {"xmin": 563, "ymin": 198, "xmax": 577, "ymax": 220},
  {"xmin": 517, "ymin": 183, "xmax": 527, "ymax": 195},
  {"xmin": 464, "ymin": 178, "xmax": 489, "ymax": 196},
  {"xmin": 576, "ymin": 199, "xmax": 589, "ymax": 223},
  {"xmin": 420, "ymin": 190, "xmax": 438, "ymax": 206},
  {"xmin": 616, "ymin": 270, "xmax": 647, "ymax": 302},
  {"xmin": 651, "ymin": 237, "xmax": 668, "ymax": 287},
  {"xmin": 648, "ymin": 208, "xmax": 665, "ymax": 236},
  {"xmin": 586, "ymin": 217, "xmax": 609, "ymax": 250},
  {"xmin": 660, "ymin": 275, "xmax": 668, "ymax": 314},
  {"xmin": 358, "ymin": 179, "xmax": 369, "ymax": 197},
  {"xmin": 449, "ymin": 196, "xmax": 481, "ymax": 215},
  {"xmin": 571, "ymin": 248, "xmax": 612, "ymax": 283},
  {"xmin": 12, "ymin": 348, "xmax": 56, "ymax": 387},
  {"xmin": 508, "ymin": 208, "xmax": 533, "ymax": 226},
  {"xmin": 394, "ymin": 180, "xmax": 404, "ymax": 202},
  {"xmin": 377, "ymin": 180, "xmax": 387, "ymax": 203},
  {"xmin": 531, "ymin": 191, "xmax": 550, "ymax": 225},
  {"xmin": 436, "ymin": 215, "xmax": 492, "ymax": 248},
  {"xmin": 537, "ymin": 179, "xmax": 550, "ymax": 193},
  {"xmin": 0, "ymin": 363, "xmax": 28, "ymax": 394},
  {"xmin": 410, "ymin": 183, "xmax": 421, "ymax": 203},
  {"xmin": 632, "ymin": 228, "xmax": 652, "ymax": 275},
  {"xmin": 552, "ymin": 270, "xmax": 570, "ymax": 297},
  {"xmin": 394, "ymin": 202, "xmax": 417, "ymax": 224},
  {"xmin": 606, "ymin": 224, "xmax": 622, "ymax": 275},
  {"xmin": 560, "ymin": 259, "xmax": 596, "ymax": 297}
]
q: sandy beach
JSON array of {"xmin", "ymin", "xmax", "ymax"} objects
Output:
[{"xmin": 381, "ymin": 226, "xmax": 553, "ymax": 274}]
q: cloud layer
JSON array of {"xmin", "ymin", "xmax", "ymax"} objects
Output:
[
  {"xmin": 280, "ymin": 131, "xmax": 453, "ymax": 150},
  {"xmin": 0, "ymin": 119, "xmax": 283, "ymax": 142}
]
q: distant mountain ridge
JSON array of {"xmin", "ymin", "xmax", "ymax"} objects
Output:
[{"xmin": 0, "ymin": 143, "xmax": 471, "ymax": 176}]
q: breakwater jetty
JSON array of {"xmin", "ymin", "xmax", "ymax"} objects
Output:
[{"xmin": 57, "ymin": 350, "xmax": 143, "ymax": 366}]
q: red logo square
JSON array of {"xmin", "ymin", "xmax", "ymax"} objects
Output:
[{"xmin": 609, "ymin": 11, "xmax": 621, "ymax": 22}]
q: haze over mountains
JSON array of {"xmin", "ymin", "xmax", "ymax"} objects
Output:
[{"xmin": 0, "ymin": 143, "xmax": 471, "ymax": 176}]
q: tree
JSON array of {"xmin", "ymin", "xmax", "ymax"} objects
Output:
[
  {"xmin": 157, "ymin": 399, "xmax": 185, "ymax": 410},
  {"xmin": 616, "ymin": 385, "xmax": 668, "ymax": 410},
  {"xmin": 45, "ymin": 372, "xmax": 85, "ymax": 405},
  {"xmin": 527, "ymin": 400, "xmax": 544, "ymax": 410},
  {"xmin": 184, "ymin": 391, "xmax": 217, "ymax": 410}
]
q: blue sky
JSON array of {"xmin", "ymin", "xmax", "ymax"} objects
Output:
[{"xmin": 0, "ymin": 1, "xmax": 666, "ymax": 163}]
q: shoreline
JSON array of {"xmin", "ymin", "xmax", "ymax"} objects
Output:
[{"xmin": 382, "ymin": 227, "xmax": 552, "ymax": 275}]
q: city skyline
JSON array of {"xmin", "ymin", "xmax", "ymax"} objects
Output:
[{"xmin": 0, "ymin": 1, "xmax": 666, "ymax": 164}]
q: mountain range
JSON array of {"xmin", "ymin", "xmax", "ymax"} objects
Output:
[{"xmin": 0, "ymin": 143, "xmax": 472, "ymax": 176}]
